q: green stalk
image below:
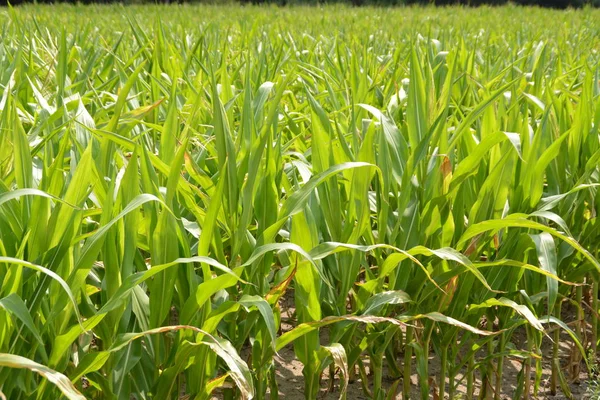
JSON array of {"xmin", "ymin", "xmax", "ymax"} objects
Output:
[
  {"xmin": 485, "ymin": 313, "xmax": 494, "ymax": 400},
  {"xmin": 593, "ymin": 280, "xmax": 599, "ymax": 364},
  {"xmin": 421, "ymin": 324, "xmax": 434, "ymax": 400},
  {"xmin": 467, "ymin": 352, "xmax": 475, "ymax": 400},
  {"xmin": 256, "ymin": 367, "xmax": 266, "ymax": 400},
  {"xmin": 269, "ymin": 366, "xmax": 279, "ymax": 400},
  {"xmin": 494, "ymin": 332, "xmax": 506, "ymax": 400},
  {"xmin": 573, "ymin": 286, "xmax": 583, "ymax": 383},
  {"xmin": 448, "ymin": 338, "xmax": 457, "ymax": 400},
  {"xmin": 439, "ymin": 345, "xmax": 448, "ymax": 400},
  {"xmin": 403, "ymin": 326, "xmax": 413, "ymax": 399},
  {"xmin": 372, "ymin": 352, "xmax": 384, "ymax": 399},
  {"xmin": 551, "ymin": 302, "xmax": 561, "ymax": 395},
  {"xmin": 449, "ymin": 368, "xmax": 457, "ymax": 399},
  {"xmin": 524, "ymin": 326, "xmax": 532, "ymax": 400}
]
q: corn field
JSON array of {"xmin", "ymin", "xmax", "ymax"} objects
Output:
[{"xmin": 1, "ymin": 4, "xmax": 600, "ymax": 399}]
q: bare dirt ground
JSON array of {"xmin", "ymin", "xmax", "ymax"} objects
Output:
[
  {"xmin": 271, "ymin": 347, "xmax": 591, "ymax": 399},
  {"xmin": 269, "ymin": 293, "xmax": 594, "ymax": 400}
]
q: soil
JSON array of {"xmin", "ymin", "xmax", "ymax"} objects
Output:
[{"xmin": 268, "ymin": 292, "xmax": 595, "ymax": 400}]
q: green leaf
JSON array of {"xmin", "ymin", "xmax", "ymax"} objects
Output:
[
  {"xmin": 239, "ymin": 295, "xmax": 277, "ymax": 350},
  {"xmin": 0, "ymin": 294, "xmax": 43, "ymax": 345},
  {"xmin": 0, "ymin": 257, "xmax": 83, "ymax": 327},
  {"xmin": 459, "ymin": 216, "xmax": 600, "ymax": 273},
  {"xmin": 0, "ymin": 354, "xmax": 85, "ymax": 400},
  {"xmin": 530, "ymin": 233, "xmax": 558, "ymax": 314},
  {"xmin": 362, "ymin": 291, "xmax": 412, "ymax": 316}
]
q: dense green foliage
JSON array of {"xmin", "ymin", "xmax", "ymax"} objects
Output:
[
  {"xmin": 4, "ymin": 0, "xmax": 600, "ymax": 9},
  {"xmin": 1, "ymin": 4, "xmax": 600, "ymax": 399}
]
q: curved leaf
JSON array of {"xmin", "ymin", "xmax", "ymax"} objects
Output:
[
  {"xmin": 0, "ymin": 257, "xmax": 82, "ymax": 327},
  {"xmin": 458, "ymin": 216, "xmax": 600, "ymax": 273},
  {"xmin": 0, "ymin": 354, "xmax": 85, "ymax": 400}
]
